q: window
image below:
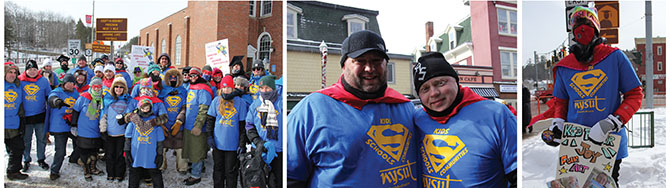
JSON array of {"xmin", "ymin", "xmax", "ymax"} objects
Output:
[
  {"xmin": 348, "ymin": 20, "xmax": 364, "ymax": 35},
  {"xmin": 658, "ymin": 46, "xmax": 663, "ymax": 56},
  {"xmin": 387, "ymin": 62, "xmax": 395, "ymax": 84},
  {"xmin": 429, "ymin": 42, "xmax": 437, "ymax": 52},
  {"xmin": 161, "ymin": 39, "xmax": 166, "ymax": 55},
  {"xmin": 175, "ymin": 35, "xmax": 182, "ymax": 65},
  {"xmin": 249, "ymin": 1, "xmax": 256, "ymax": 17},
  {"xmin": 287, "ymin": 10, "xmax": 297, "ymax": 39},
  {"xmin": 658, "ymin": 61, "xmax": 663, "ymax": 72},
  {"xmin": 497, "ymin": 8, "xmax": 517, "ymax": 35},
  {"xmin": 260, "ymin": 0, "xmax": 272, "ymax": 17},
  {"xmin": 343, "ymin": 14, "xmax": 369, "ymax": 36},
  {"xmin": 500, "ymin": 51, "xmax": 517, "ymax": 78},
  {"xmin": 449, "ymin": 29, "xmax": 457, "ymax": 50},
  {"xmin": 257, "ymin": 33, "xmax": 272, "ymax": 62}
]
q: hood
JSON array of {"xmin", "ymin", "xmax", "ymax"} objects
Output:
[
  {"xmin": 158, "ymin": 53, "xmax": 171, "ymax": 70},
  {"xmin": 163, "ymin": 69, "xmax": 183, "ymax": 87},
  {"xmin": 111, "ymin": 76, "xmax": 128, "ymax": 99}
]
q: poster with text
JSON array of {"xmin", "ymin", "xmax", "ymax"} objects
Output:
[
  {"xmin": 205, "ymin": 39, "xmax": 230, "ymax": 75},
  {"xmin": 554, "ymin": 123, "xmax": 620, "ymax": 188},
  {"xmin": 130, "ymin": 45, "xmax": 155, "ymax": 72}
]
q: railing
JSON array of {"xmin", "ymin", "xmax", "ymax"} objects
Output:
[
  {"xmin": 626, "ymin": 111, "xmax": 654, "ymax": 148},
  {"xmin": 535, "ymin": 96, "xmax": 554, "ymax": 115}
]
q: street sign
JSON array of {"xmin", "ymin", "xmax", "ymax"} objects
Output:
[
  {"xmin": 92, "ymin": 43, "xmax": 111, "ymax": 53},
  {"xmin": 595, "ymin": 1, "xmax": 619, "ymax": 29},
  {"xmin": 68, "ymin": 40, "xmax": 81, "ymax": 56},
  {"xmin": 565, "ymin": 0, "xmax": 589, "ymax": 7},
  {"xmin": 96, "ymin": 18, "xmax": 128, "ymax": 41},
  {"xmin": 565, "ymin": 1, "xmax": 593, "ymax": 32},
  {"xmin": 600, "ymin": 28, "xmax": 618, "ymax": 44},
  {"xmin": 85, "ymin": 49, "xmax": 93, "ymax": 56}
]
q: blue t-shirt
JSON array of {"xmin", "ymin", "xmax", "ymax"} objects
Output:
[
  {"xmin": 47, "ymin": 88, "xmax": 79, "ymax": 133},
  {"xmin": 21, "ymin": 77, "xmax": 52, "ymax": 117},
  {"xmin": 158, "ymin": 85, "xmax": 187, "ymax": 131},
  {"xmin": 553, "ymin": 50, "xmax": 640, "ymax": 160},
  {"xmin": 67, "ymin": 66, "xmax": 95, "ymax": 84},
  {"xmin": 415, "ymin": 100, "xmax": 517, "ymax": 187},
  {"xmin": 125, "ymin": 115, "xmax": 165, "ymax": 169},
  {"xmin": 184, "ymin": 88, "xmax": 212, "ymax": 131},
  {"xmin": 73, "ymin": 95, "xmax": 101, "ymax": 138},
  {"xmin": 207, "ymin": 96, "xmax": 247, "ymax": 151},
  {"xmin": 124, "ymin": 98, "xmax": 168, "ymax": 118},
  {"xmin": 246, "ymin": 96, "xmax": 283, "ymax": 152},
  {"xmin": 103, "ymin": 97, "xmax": 129, "ymax": 136},
  {"xmin": 5, "ymin": 81, "xmax": 23, "ymax": 130},
  {"xmin": 287, "ymin": 93, "xmax": 418, "ymax": 187}
]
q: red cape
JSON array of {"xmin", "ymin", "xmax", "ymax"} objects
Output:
[
  {"xmin": 316, "ymin": 76, "xmax": 409, "ymax": 110},
  {"xmin": 189, "ymin": 83, "xmax": 214, "ymax": 98},
  {"xmin": 134, "ymin": 96, "xmax": 163, "ymax": 104},
  {"xmin": 18, "ymin": 71, "xmax": 43, "ymax": 82},
  {"xmin": 102, "ymin": 77, "xmax": 114, "ymax": 88},
  {"xmin": 424, "ymin": 86, "xmax": 487, "ymax": 124}
]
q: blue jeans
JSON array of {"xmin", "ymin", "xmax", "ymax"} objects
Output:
[
  {"xmin": 191, "ymin": 160, "xmax": 204, "ymax": 179},
  {"xmin": 50, "ymin": 133, "xmax": 69, "ymax": 174},
  {"xmin": 23, "ymin": 123, "xmax": 46, "ymax": 162}
]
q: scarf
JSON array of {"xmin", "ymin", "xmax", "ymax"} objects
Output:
[
  {"xmin": 86, "ymin": 89, "xmax": 102, "ymax": 120},
  {"xmin": 257, "ymin": 95, "xmax": 278, "ymax": 140}
]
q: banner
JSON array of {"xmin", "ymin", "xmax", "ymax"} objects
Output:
[
  {"xmin": 552, "ymin": 123, "xmax": 620, "ymax": 188},
  {"xmin": 205, "ymin": 39, "xmax": 230, "ymax": 75},
  {"xmin": 130, "ymin": 45, "xmax": 154, "ymax": 72},
  {"xmin": 86, "ymin": 15, "xmax": 92, "ymax": 26}
]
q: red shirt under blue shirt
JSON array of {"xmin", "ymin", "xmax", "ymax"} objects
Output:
[
  {"xmin": 553, "ymin": 46, "xmax": 642, "ymax": 160},
  {"xmin": 414, "ymin": 87, "xmax": 517, "ymax": 187}
]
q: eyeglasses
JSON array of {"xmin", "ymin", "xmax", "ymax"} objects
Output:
[
  {"xmin": 253, "ymin": 68, "xmax": 263, "ymax": 71},
  {"xmin": 91, "ymin": 85, "xmax": 102, "ymax": 89},
  {"xmin": 189, "ymin": 74, "xmax": 199, "ymax": 77},
  {"xmin": 113, "ymin": 86, "xmax": 124, "ymax": 89}
]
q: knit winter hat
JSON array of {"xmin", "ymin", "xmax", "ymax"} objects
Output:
[
  {"xmin": 89, "ymin": 77, "xmax": 103, "ymax": 86},
  {"xmin": 57, "ymin": 55, "xmax": 70, "ymax": 62},
  {"xmin": 413, "ymin": 52, "xmax": 459, "ymax": 95},
  {"xmin": 137, "ymin": 98, "xmax": 153, "ymax": 109},
  {"xmin": 202, "ymin": 65, "xmax": 212, "ymax": 72},
  {"xmin": 212, "ymin": 68, "xmax": 223, "ymax": 76},
  {"xmin": 221, "ymin": 75, "xmax": 234, "ymax": 89},
  {"xmin": 42, "ymin": 59, "xmax": 54, "ymax": 68},
  {"xmin": 233, "ymin": 77, "xmax": 249, "ymax": 86},
  {"xmin": 26, "ymin": 60, "xmax": 39, "ymax": 70},
  {"xmin": 104, "ymin": 64, "xmax": 115, "ymax": 73},
  {"xmin": 147, "ymin": 64, "xmax": 161, "ymax": 74},
  {"xmin": 63, "ymin": 74, "xmax": 76, "ymax": 84},
  {"xmin": 259, "ymin": 75, "xmax": 276, "ymax": 90},
  {"xmin": 182, "ymin": 66, "xmax": 192, "ymax": 74},
  {"xmin": 569, "ymin": 6, "xmax": 600, "ymax": 33},
  {"xmin": 189, "ymin": 67, "xmax": 202, "ymax": 75},
  {"xmin": 94, "ymin": 65, "xmax": 104, "ymax": 73},
  {"xmin": 139, "ymin": 78, "xmax": 152, "ymax": 89}
]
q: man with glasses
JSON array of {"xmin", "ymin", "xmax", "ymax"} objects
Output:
[{"xmin": 249, "ymin": 60, "xmax": 268, "ymax": 100}]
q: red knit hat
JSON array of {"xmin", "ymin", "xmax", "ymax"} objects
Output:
[{"xmin": 220, "ymin": 75, "xmax": 234, "ymax": 89}]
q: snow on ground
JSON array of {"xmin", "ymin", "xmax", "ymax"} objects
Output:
[
  {"xmin": 4, "ymin": 138, "xmax": 250, "ymax": 188},
  {"xmin": 522, "ymin": 108, "xmax": 666, "ymax": 187}
]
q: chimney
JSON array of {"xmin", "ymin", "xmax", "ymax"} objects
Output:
[{"xmin": 425, "ymin": 21, "xmax": 434, "ymax": 52}]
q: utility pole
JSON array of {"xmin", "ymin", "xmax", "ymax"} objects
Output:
[
  {"xmin": 90, "ymin": 0, "xmax": 95, "ymax": 44},
  {"xmin": 644, "ymin": 1, "xmax": 653, "ymax": 108},
  {"xmin": 534, "ymin": 51, "xmax": 539, "ymax": 89}
]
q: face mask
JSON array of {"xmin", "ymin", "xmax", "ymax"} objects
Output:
[
  {"xmin": 573, "ymin": 24, "xmax": 595, "ymax": 45},
  {"xmin": 260, "ymin": 90, "xmax": 278, "ymax": 102},
  {"xmin": 139, "ymin": 108, "xmax": 153, "ymax": 118},
  {"xmin": 232, "ymin": 69, "xmax": 242, "ymax": 75},
  {"xmin": 151, "ymin": 74, "xmax": 160, "ymax": 82},
  {"xmin": 170, "ymin": 80, "xmax": 178, "ymax": 87},
  {"xmin": 61, "ymin": 63, "xmax": 69, "ymax": 71},
  {"xmin": 202, "ymin": 74, "xmax": 211, "ymax": 81}
]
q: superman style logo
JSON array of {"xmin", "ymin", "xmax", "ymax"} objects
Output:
[
  {"xmin": 423, "ymin": 135, "xmax": 467, "ymax": 175},
  {"xmin": 166, "ymin": 96, "xmax": 181, "ymax": 107},
  {"xmin": 5, "ymin": 90, "xmax": 17, "ymax": 103},
  {"xmin": 186, "ymin": 91, "xmax": 195, "ymax": 103},
  {"xmin": 24, "ymin": 84, "xmax": 40, "ymax": 96},
  {"xmin": 367, "ymin": 124, "xmax": 410, "ymax": 164},
  {"xmin": 64, "ymin": 97, "xmax": 76, "ymax": 112},
  {"xmin": 570, "ymin": 69, "xmax": 607, "ymax": 98},
  {"xmin": 221, "ymin": 102, "xmax": 237, "ymax": 120}
]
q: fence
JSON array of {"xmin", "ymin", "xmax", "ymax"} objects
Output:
[{"xmin": 626, "ymin": 111, "xmax": 654, "ymax": 148}]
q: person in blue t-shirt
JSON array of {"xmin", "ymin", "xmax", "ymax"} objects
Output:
[
  {"xmin": 71, "ymin": 77, "xmax": 104, "ymax": 181},
  {"xmin": 544, "ymin": 7, "xmax": 643, "ymax": 186},
  {"xmin": 182, "ymin": 67, "xmax": 214, "ymax": 186},
  {"xmin": 115, "ymin": 58, "xmax": 133, "ymax": 89},
  {"xmin": 157, "ymin": 69, "xmax": 188, "ymax": 174},
  {"xmin": 45, "ymin": 74, "xmax": 80, "ymax": 180},
  {"xmin": 248, "ymin": 60, "xmax": 270, "ymax": 100},
  {"xmin": 67, "ymin": 55, "xmax": 94, "ymax": 84},
  {"xmin": 124, "ymin": 98, "xmax": 165, "ymax": 188},
  {"xmin": 413, "ymin": 52, "xmax": 517, "ymax": 187},
  {"xmin": 18, "ymin": 60, "xmax": 52, "ymax": 172},
  {"xmin": 100, "ymin": 76, "xmax": 131, "ymax": 181},
  {"xmin": 206, "ymin": 75, "xmax": 248, "ymax": 188},
  {"xmin": 5, "ymin": 63, "xmax": 29, "ymax": 180},
  {"xmin": 233, "ymin": 77, "xmax": 254, "ymax": 107},
  {"xmin": 287, "ymin": 30, "xmax": 418, "ymax": 187},
  {"xmin": 247, "ymin": 75, "xmax": 283, "ymax": 187}
]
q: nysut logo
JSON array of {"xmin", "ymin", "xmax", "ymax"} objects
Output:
[
  {"xmin": 569, "ymin": 69, "xmax": 607, "ymax": 98},
  {"xmin": 421, "ymin": 135, "xmax": 468, "ymax": 183}
]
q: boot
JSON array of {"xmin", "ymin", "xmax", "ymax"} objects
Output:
[
  {"xmin": 89, "ymin": 156, "xmax": 103, "ymax": 175},
  {"xmin": 21, "ymin": 162, "xmax": 30, "ymax": 172},
  {"xmin": 82, "ymin": 158, "xmax": 92, "ymax": 181},
  {"xmin": 7, "ymin": 172, "xmax": 29, "ymax": 180}
]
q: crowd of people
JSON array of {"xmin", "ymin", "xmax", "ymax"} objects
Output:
[{"xmin": 4, "ymin": 53, "xmax": 283, "ymax": 188}]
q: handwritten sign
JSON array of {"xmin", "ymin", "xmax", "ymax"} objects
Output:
[
  {"xmin": 130, "ymin": 45, "xmax": 155, "ymax": 71},
  {"xmin": 205, "ymin": 39, "xmax": 230, "ymax": 75}
]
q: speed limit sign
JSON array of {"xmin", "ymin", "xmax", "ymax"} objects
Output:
[{"xmin": 68, "ymin": 40, "xmax": 81, "ymax": 56}]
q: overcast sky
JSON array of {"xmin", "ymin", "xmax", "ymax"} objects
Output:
[
  {"xmin": 522, "ymin": 0, "xmax": 666, "ymax": 66},
  {"xmin": 8, "ymin": 0, "xmax": 188, "ymax": 49}
]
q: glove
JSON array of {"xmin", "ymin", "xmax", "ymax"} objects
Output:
[
  {"xmin": 192, "ymin": 127, "xmax": 202, "ymax": 136},
  {"xmin": 155, "ymin": 141, "xmax": 164, "ymax": 168},
  {"xmin": 589, "ymin": 114, "xmax": 623, "ymax": 145},
  {"xmin": 155, "ymin": 154, "xmax": 163, "ymax": 168},
  {"xmin": 207, "ymin": 136, "xmax": 215, "ymax": 149},
  {"xmin": 541, "ymin": 118, "xmax": 564, "ymax": 147},
  {"xmin": 100, "ymin": 132, "xmax": 108, "ymax": 141},
  {"xmin": 256, "ymin": 140, "xmax": 267, "ymax": 152},
  {"xmin": 55, "ymin": 99, "xmax": 70, "ymax": 109},
  {"xmin": 117, "ymin": 113, "xmax": 127, "ymax": 125},
  {"xmin": 171, "ymin": 120, "xmax": 182, "ymax": 136},
  {"xmin": 125, "ymin": 151, "xmax": 133, "ymax": 165},
  {"xmin": 237, "ymin": 145, "xmax": 246, "ymax": 154}
]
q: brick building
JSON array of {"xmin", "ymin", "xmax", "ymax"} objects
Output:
[
  {"xmin": 635, "ymin": 37, "xmax": 666, "ymax": 93},
  {"xmin": 139, "ymin": 1, "xmax": 283, "ymax": 77}
]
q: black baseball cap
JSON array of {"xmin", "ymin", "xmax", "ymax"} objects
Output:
[
  {"xmin": 340, "ymin": 30, "xmax": 389, "ymax": 67},
  {"xmin": 252, "ymin": 59, "xmax": 264, "ymax": 70}
]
